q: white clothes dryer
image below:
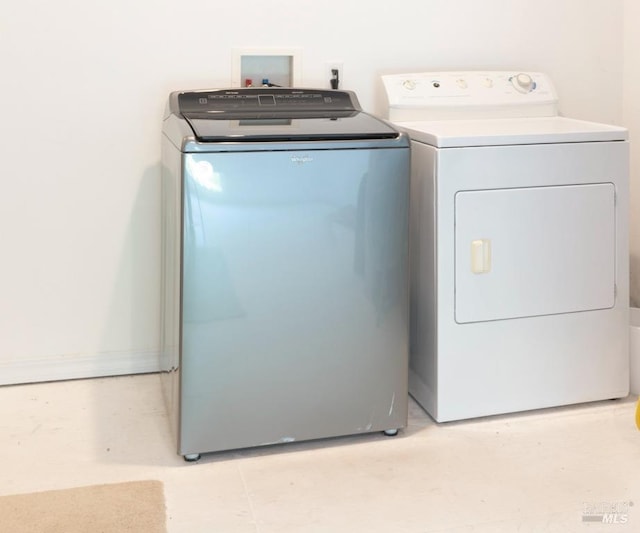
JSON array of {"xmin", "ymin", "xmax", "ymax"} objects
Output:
[{"xmin": 382, "ymin": 71, "xmax": 629, "ymax": 422}]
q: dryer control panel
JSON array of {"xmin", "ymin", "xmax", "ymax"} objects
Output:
[{"xmin": 382, "ymin": 71, "xmax": 559, "ymax": 121}]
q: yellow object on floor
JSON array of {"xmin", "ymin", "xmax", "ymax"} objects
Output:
[{"xmin": 636, "ymin": 398, "xmax": 640, "ymax": 430}]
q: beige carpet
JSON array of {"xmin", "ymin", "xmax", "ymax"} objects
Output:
[{"xmin": 0, "ymin": 480, "xmax": 166, "ymax": 533}]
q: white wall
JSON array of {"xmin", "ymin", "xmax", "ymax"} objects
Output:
[
  {"xmin": 0, "ymin": 0, "xmax": 625, "ymax": 384},
  {"xmin": 624, "ymin": 0, "xmax": 640, "ymax": 306}
]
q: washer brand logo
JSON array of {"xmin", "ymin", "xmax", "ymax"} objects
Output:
[{"xmin": 290, "ymin": 155, "xmax": 313, "ymax": 165}]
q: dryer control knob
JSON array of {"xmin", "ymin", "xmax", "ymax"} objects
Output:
[
  {"xmin": 511, "ymin": 73, "xmax": 535, "ymax": 93},
  {"xmin": 402, "ymin": 79, "xmax": 417, "ymax": 91}
]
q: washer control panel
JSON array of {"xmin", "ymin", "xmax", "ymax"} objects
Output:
[
  {"xmin": 383, "ymin": 71, "xmax": 558, "ymax": 121},
  {"xmin": 177, "ymin": 88, "xmax": 358, "ymax": 114}
]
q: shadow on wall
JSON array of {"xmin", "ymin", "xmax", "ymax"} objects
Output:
[
  {"xmin": 92, "ymin": 162, "xmax": 177, "ymax": 466},
  {"xmin": 96, "ymin": 162, "xmax": 162, "ymax": 374},
  {"xmin": 630, "ymin": 253, "xmax": 640, "ymax": 308}
]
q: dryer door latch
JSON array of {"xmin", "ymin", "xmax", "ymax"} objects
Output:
[{"xmin": 471, "ymin": 239, "xmax": 492, "ymax": 274}]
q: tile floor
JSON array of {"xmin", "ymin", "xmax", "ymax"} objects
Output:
[{"xmin": 0, "ymin": 373, "xmax": 638, "ymax": 532}]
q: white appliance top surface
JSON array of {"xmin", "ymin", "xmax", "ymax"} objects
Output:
[
  {"xmin": 383, "ymin": 71, "xmax": 627, "ymax": 147},
  {"xmin": 393, "ymin": 116, "xmax": 628, "ymax": 148}
]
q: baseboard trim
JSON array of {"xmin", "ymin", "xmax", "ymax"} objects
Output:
[{"xmin": 0, "ymin": 350, "xmax": 161, "ymax": 386}]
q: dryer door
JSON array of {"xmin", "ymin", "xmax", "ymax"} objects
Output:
[{"xmin": 454, "ymin": 183, "xmax": 615, "ymax": 323}]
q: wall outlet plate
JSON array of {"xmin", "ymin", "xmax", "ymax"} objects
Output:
[{"xmin": 324, "ymin": 61, "xmax": 343, "ymax": 90}]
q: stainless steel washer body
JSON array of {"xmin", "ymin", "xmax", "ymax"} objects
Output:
[{"xmin": 161, "ymin": 88, "xmax": 410, "ymax": 459}]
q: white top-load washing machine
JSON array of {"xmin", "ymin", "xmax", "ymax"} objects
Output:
[{"xmin": 382, "ymin": 71, "xmax": 629, "ymax": 422}]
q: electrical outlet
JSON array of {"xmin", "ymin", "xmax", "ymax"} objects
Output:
[{"xmin": 324, "ymin": 61, "xmax": 343, "ymax": 90}]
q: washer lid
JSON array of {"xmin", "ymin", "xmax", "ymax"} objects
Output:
[
  {"xmin": 394, "ymin": 116, "xmax": 628, "ymax": 147},
  {"xmin": 184, "ymin": 112, "xmax": 399, "ymax": 142},
  {"xmin": 170, "ymin": 88, "xmax": 400, "ymax": 142}
]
